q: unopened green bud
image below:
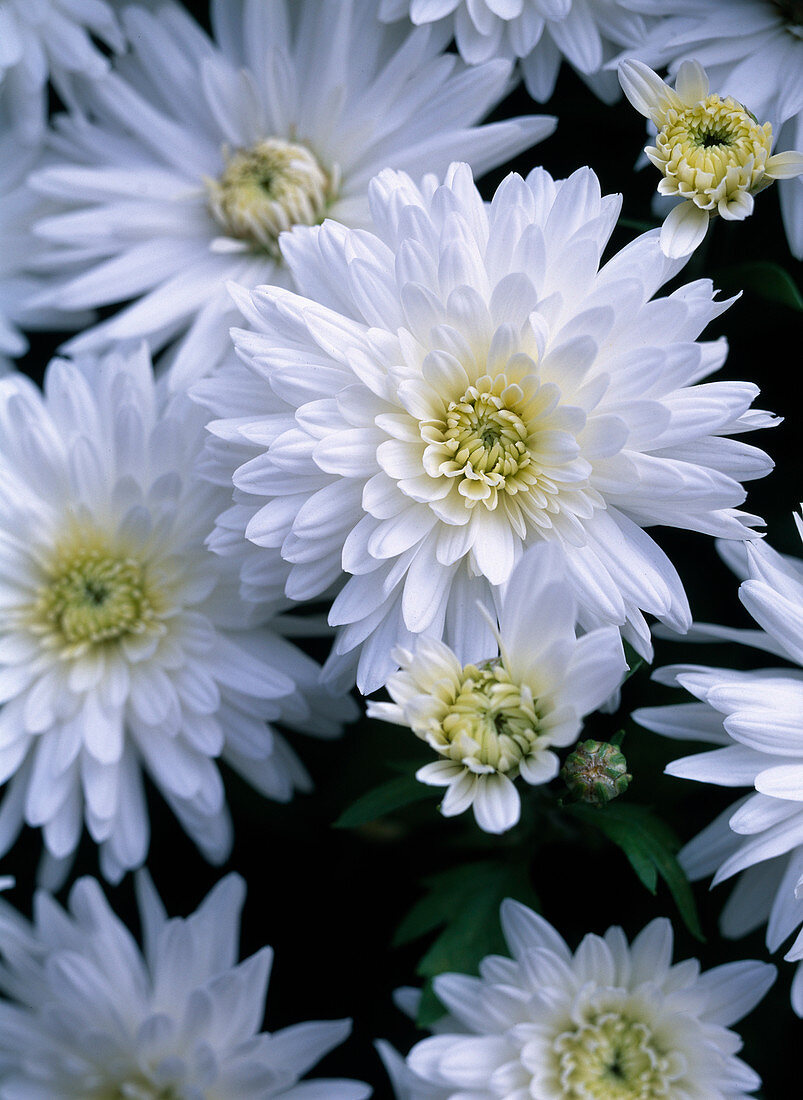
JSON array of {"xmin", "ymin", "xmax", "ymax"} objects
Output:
[{"xmin": 561, "ymin": 740, "xmax": 631, "ymax": 805}]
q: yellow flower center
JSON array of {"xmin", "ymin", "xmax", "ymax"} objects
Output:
[
  {"xmin": 650, "ymin": 95, "xmax": 773, "ymax": 210},
  {"xmin": 30, "ymin": 530, "xmax": 165, "ymax": 657},
  {"xmin": 433, "ymin": 660, "xmax": 541, "ymax": 774},
  {"xmin": 555, "ymin": 1011, "xmax": 675, "ymax": 1098},
  {"xmin": 421, "ymin": 374, "xmax": 544, "ymax": 509},
  {"xmin": 206, "ymin": 138, "xmax": 337, "ymax": 255}
]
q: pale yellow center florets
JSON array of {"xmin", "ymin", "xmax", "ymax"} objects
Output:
[
  {"xmin": 30, "ymin": 531, "xmax": 165, "ymax": 658},
  {"xmin": 94, "ymin": 1084, "xmax": 178, "ymax": 1100},
  {"xmin": 555, "ymin": 1011, "xmax": 675, "ymax": 1098},
  {"xmin": 649, "ymin": 95, "xmax": 773, "ymax": 212},
  {"xmin": 206, "ymin": 138, "xmax": 337, "ymax": 255},
  {"xmin": 431, "ymin": 660, "xmax": 541, "ymax": 774},
  {"xmin": 421, "ymin": 375, "xmax": 537, "ymax": 508}
]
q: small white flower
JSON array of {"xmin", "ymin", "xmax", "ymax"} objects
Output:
[
  {"xmin": 0, "ymin": 346, "xmax": 356, "ymax": 884},
  {"xmin": 368, "ymin": 543, "xmax": 626, "ymax": 832},
  {"xmin": 28, "ymin": 0, "xmax": 554, "ymax": 388},
  {"xmin": 633, "ymin": 513, "xmax": 803, "ymax": 1015},
  {"xmin": 379, "ymin": 0, "xmax": 653, "ymax": 103},
  {"xmin": 201, "ymin": 161, "xmax": 777, "ymax": 693},
  {"xmin": 613, "ymin": 0, "xmax": 803, "ymax": 258},
  {"xmin": 0, "ymin": 0, "xmax": 123, "ymax": 140},
  {"xmin": 378, "ymin": 899, "xmax": 775, "ymax": 1099},
  {"xmin": 0, "ymin": 871, "xmax": 370, "ymax": 1099},
  {"xmin": 618, "ymin": 58, "xmax": 803, "ymax": 257}
]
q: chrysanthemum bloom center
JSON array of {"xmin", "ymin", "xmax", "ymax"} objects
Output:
[
  {"xmin": 421, "ymin": 375, "xmax": 537, "ymax": 508},
  {"xmin": 650, "ymin": 96, "xmax": 773, "ymax": 211},
  {"xmin": 434, "ymin": 659, "xmax": 541, "ymax": 773},
  {"xmin": 206, "ymin": 138, "xmax": 337, "ymax": 256},
  {"xmin": 95, "ymin": 1082, "xmax": 179, "ymax": 1100},
  {"xmin": 30, "ymin": 532, "xmax": 165, "ymax": 657},
  {"xmin": 555, "ymin": 1010, "xmax": 675, "ymax": 1098}
]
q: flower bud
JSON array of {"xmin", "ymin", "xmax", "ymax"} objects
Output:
[{"xmin": 561, "ymin": 740, "xmax": 631, "ymax": 805}]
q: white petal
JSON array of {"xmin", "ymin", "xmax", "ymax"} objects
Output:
[{"xmin": 660, "ymin": 202, "xmax": 710, "ymax": 259}]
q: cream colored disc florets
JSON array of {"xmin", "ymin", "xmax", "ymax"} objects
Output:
[
  {"xmin": 554, "ymin": 1009, "xmax": 678, "ymax": 1099},
  {"xmin": 29, "ymin": 531, "xmax": 165, "ymax": 658},
  {"xmin": 648, "ymin": 95, "xmax": 774, "ymax": 213},
  {"xmin": 429, "ymin": 659, "xmax": 542, "ymax": 775},
  {"xmin": 421, "ymin": 374, "xmax": 540, "ymax": 508},
  {"xmin": 96, "ymin": 1083, "xmax": 178, "ymax": 1100},
  {"xmin": 206, "ymin": 138, "xmax": 337, "ymax": 255}
]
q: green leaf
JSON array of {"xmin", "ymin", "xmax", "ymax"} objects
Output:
[
  {"xmin": 393, "ymin": 864, "xmax": 479, "ymax": 947},
  {"xmin": 332, "ymin": 774, "xmax": 437, "ymax": 829},
  {"xmin": 416, "ymin": 982, "xmax": 448, "ymax": 1028},
  {"xmin": 566, "ymin": 803, "xmax": 704, "ymax": 940},
  {"xmin": 392, "ymin": 859, "xmax": 539, "ymax": 1027},
  {"xmin": 720, "ymin": 261, "xmax": 803, "ymax": 311}
]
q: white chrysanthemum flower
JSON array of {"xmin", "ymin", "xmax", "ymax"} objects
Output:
[
  {"xmin": 614, "ymin": 0, "xmax": 803, "ymax": 258},
  {"xmin": 0, "ymin": 871, "xmax": 370, "ymax": 1099},
  {"xmin": 367, "ymin": 543, "xmax": 626, "ymax": 832},
  {"xmin": 618, "ymin": 58, "xmax": 803, "ymax": 257},
  {"xmin": 0, "ymin": 346, "xmax": 356, "ymax": 884},
  {"xmin": 0, "ymin": 126, "xmax": 92, "ymax": 376},
  {"xmin": 379, "ymin": 0, "xmax": 652, "ymax": 102},
  {"xmin": 378, "ymin": 899, "xmax": 775, "ymax": 1099},
  {"xmin": 0, "ymin": 169, "xmax": 40, "ymax": 376},
  {"xmin": 0, "ymin": 0, "xmax": 123, "ymax": 140},
  {"xmin": 200, "ymin": 161, "xmax": 777, "ymax": 693},
  {"xmin": 633, "ymin": 513, "xmax": 803, "ymax": 1014},
  {"xmin": 27, "ymin": 0, "xmax": 554, "ymax": 389}
]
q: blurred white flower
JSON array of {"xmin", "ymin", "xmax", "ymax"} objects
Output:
[
  {"xmin": 0, "ymin": 126, "xmax": 92, "ymax": 376},
  {"xmin": 367, "ymin": 543, "xmax": 626, "ymax": 833},
  {"xmin": 634, "ymin": 513, "xmax": 803, "ymax": 1014},
  {"xmin": 0, "ymin": 871, "xmax": 370, "ymax": 1099},
  {"xmin": 0, "ymin": 166, "xmax": 43, "ymax": 376},
  {"xmin": 378, "ymin": 899, "xmax": 774, "ymax": 1099},
  {"xmin": 0, "ymin": 346, "xmax": 356, "ymax": 884},
  {"xmin": 27, "ymin": 0, "xmax": 554, "ymax": 388},
  {"xmin": 379, "ymin": 0, "xmax": 652, "ymax": 103},
  {"xmin": 618, "ymin": 58, "xmax": 803, "ymax": 257},
  {"xmin": 615, "ymin": 0, "xmax": 803, "ymax": 257},
  {"xmin": 200, "ymin": 161, "xmax": 777, "ymax": 693},
  {"xmin": 0, "ymin": 0, "xmax": 122, "ymax": 140}
]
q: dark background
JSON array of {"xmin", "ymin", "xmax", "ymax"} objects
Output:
[{"xmin": 3, "ymin": 7, "xmax": 801, "ymax": 1096}]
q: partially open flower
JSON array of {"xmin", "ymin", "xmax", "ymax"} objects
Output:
[
  {"xmin": 367, "ymin": 543, "xmax": 627, "ymax": 833},
  {"xmin": 618, "ymin": 58, "xmax": 803, "ymax": 257}
]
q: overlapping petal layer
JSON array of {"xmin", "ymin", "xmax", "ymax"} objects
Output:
[
  {"xmin": 0, "ymin": 346, "xmax": 355, "ymax": 882},
  {"xmin": 0, "ymin": 872, "xmax": 370, "ymax": 1098},
  {"xmin": 378, "ymin": 899, "xmax": 774, "ymax": 1098},
  {"xmin": 634, "ymin": 516, "xmax": 803, "ymax": 1013},
  {"xmin": 27, "ymin": 0, "xmax": 554, "ymax": 386},
  {"xmin": 199, "ymin": 162, "xmax": 776, "ymax": 692}
]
